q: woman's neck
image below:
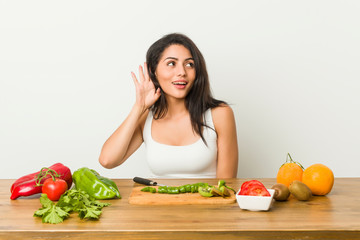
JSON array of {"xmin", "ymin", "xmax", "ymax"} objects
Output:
[{"xmin": 165, "ymin": 96, "xmax": 188, "ymax": 118}]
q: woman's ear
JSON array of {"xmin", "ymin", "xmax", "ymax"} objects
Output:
[{"xmin": 148, "ymin": 66, "xmax": 156, "ymax": 77}]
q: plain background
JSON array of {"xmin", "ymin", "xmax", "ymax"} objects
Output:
[{"xmin": 1, "ymin": 0, "xmax": 359, "ymax": 179}]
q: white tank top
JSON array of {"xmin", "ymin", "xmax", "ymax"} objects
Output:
[{"xmin": 143, "ymin": 109, "xmax": 217, "ymax": 178}]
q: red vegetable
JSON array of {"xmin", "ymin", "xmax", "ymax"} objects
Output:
[
  {"xmin": 42, "ymin": 178, "xmax": 68, "ymax": 201},
  {"xmin": 247, "ymin": 185, "xmax": 271, "ymax": 196},
  {"xmin": 10, "ymin": 163, "xmax": 72, "ymax": 200},
  {"xmin": 239, "ymin": 180, "xmax": 271, "ymax": 196},
  {"xmin": 239, "ymin": 180, "xmax": 263, "ymax": 195}
]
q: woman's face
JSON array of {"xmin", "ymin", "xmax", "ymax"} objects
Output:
[{"xmin": 155, "ymin": 44, "xmax": 196, "ymax": 100}]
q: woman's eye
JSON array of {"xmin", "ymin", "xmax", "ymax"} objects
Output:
[
  {"xmin": 186, "ymin": 62, "xmax": 194, "ymax": 68},
  {"xmin": 167, "ymin": 61, "xmax": 175, "ymax": 66}
]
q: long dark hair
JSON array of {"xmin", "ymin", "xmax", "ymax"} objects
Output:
[{"xmin": 146, "ymin": 33, "xmax": 226, "ymax": 143}]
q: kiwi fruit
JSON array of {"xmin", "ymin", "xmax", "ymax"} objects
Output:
[
  {"xmin": 271, "ymin": 183, "xmax": 290, "ymax": 201},
  {"xmin": 211, "ymin": 187, "xmax": 222, "ymax": 196},
  {"xmin": 211, "ymin": 186, "xmax": 230, "ymax": 197},
  {"xmin": 221, "ymin": 187, "xmax": 230, "ymax": 197},
  {"xmin": 289, "ymin": 180, "xmax": 312, "ymax": 201}
]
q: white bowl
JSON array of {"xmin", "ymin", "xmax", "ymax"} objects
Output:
[{"xmin": 236, "ymin": 189, "xmax": 275, "ymax": 211}]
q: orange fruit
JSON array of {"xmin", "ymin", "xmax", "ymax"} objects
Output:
[
  {"xmin": 302, "ymin": 163, "xmax": 334, "ymax": 195},
  {"xmin": 276, "ymin": 153, "xmax": 304, "ymax": 187}
]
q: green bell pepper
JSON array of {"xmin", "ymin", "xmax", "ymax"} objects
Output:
[{"xmin": 72, "ymin": 167, "xmax": 121, "ymax": 199}]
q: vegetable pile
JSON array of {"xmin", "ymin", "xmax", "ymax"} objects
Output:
[
  {"xmin": 140, "ymin": 180, "xmax": 236, "ymax": 198},
  {"xmin": 10, "ymin": 163, "xmax": 72, "ymax": 200},
  {"xmin": 34, "ymin": 189, "xmax": 110, "ymax": 224},
  {"xmin": 10, "ymin": 163, "xmax": 121, "ymax": 224}
]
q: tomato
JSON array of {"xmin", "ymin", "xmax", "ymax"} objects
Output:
[
  {"xmin": 247, "ymin": 185, "xmax": 271, "ymax": 196},
  {"xmin": 42, "ymin": 178, "xmax": 68, "ymax": 201},
  {"xmin": 239, "ymin": 180, "xmax": 264, "ymax": 195},
  {"xmin": 239, "ymin": 180, "xmax": 270, "ymax": 196},
  {"xmin": 241, "ymin": 180, "xmax": 263, "ymax": 189}
]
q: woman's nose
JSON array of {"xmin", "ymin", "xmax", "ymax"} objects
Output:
[{"xmin": 177, "ymin": 65, "xmax": 186, "ymax": 76}]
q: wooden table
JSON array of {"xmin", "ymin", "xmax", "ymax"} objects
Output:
[{"xmin": 1, "ymin": 178, "xmax": 359, "ymax": 240}]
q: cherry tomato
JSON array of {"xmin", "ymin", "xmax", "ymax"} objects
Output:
[{"xmin": 42, "ymin": 178, "xmax": 68, "ymax": 201}]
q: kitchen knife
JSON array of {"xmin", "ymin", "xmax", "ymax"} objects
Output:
[{"xmin": 133, "ymin": 177, "xmax": 165, "ymax": 186}]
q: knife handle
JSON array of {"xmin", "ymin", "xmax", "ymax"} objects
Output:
[{"xmin": 133, "ymin": 177, "xmax": 158, "ymax": 186}]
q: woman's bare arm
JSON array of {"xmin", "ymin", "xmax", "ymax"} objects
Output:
[
  {"xmin": 212, "ymin": 105, "xmax": 239, "ymax": 178},
  {"xmin": 99, "ymin": 105, "xmax": 147, "ymax": 168},
  {"xmin": 98, "ymin": 64, "xmax": 161, "ymax": 168}
]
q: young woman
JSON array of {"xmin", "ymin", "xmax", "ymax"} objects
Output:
[{"xmin": 99, "ymin": 33, "xmax": 238, "ymax": 178}]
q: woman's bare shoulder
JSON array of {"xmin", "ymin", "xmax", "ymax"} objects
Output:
[
  {"xmin": 211, "ymin": 104, "xmax": 236, "ymax": 131},
  {"xmin": 211, "ymin": 104, "xmax": 234, "ymax": 119}
]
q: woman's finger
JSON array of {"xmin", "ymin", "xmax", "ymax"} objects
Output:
[
  {"xmin": 144, "ymin": 62, "xmax": 150, "ymax": 81},
  {"xmin": 131, "ymin": 72, "xmax": 139, "ymax": 87},
  {"xmin": 139, "ymin": 65, "xmax": 145, "ymax": 82}
]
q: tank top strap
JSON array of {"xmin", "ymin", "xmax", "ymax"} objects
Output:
[
  {"xmin": 143, "ymin": 111, "xmax": 153, "ymax": 143},
  {"xmin": 204, "ymin": 108, "xmax": 214, "ymax": 128}
]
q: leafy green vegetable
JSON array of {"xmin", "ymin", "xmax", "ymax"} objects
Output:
[
  {"xmin": 33, "ymin": 193, "xmax": 69, "ymax": 224},
  {"xmin": 34, "ymin": 189, "xmax": 110, "ymax": 224}
]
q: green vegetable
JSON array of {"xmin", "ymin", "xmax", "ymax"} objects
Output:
[
  {"xmin": 72, "ymin": 167, "xmax": 121, "ymax": 199},
  {"xmin": 153, "ymin": 183, "xmax": 209, "ymax": 194},
  {"xmin": 141, "ymin": 186, "xmax": 156, "ymax": 193},
  {"xmin": 218, "ymin": 180, "xmax": 226, "ymax": 188},
  {"xmin": 34, "ymin": 189, "xmax": 110, "ymax": 224},
  {"xmin": 158, "ymin": 186, "xmax": 168, "ymax": 193},
  {"xmin": 167, "ymin": 186, "xmax": 180, "ymax": 194},
  {"xmin": 179, "ymin": 185, "xmax": 186, "ymax": 193},
  {"xmin": 218, "ymin": 180, "xmax": 236, "ymax": 194},
  {"xmin": 139, "ymin": 181, "xmax": 235, "ymax": 198},
  {"xmin": 33, "ymin": 194, "xmax": 69, "ymax": 224}
]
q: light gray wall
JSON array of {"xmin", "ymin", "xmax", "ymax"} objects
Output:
[{"xmin": 1, "ymin": 0, "xmax": 359, "ymax": 179}]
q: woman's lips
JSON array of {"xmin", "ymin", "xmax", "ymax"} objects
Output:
[{"xmin": 172, "ymin": 80, "xmax": 188, "ymax": 89}]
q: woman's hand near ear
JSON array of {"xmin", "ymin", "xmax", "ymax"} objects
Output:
[
  {"xmin": 131, "ymin": 63, "xmax": 161, "ymax": 114},
  {"xmin": 99, "ymin": 63, "xmax": 160, "ymax": 169}
]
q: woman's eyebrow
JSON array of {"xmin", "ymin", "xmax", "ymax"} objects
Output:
[
  {"xmin": 163, "ymin": 57, "xmax": 194, "ymax": 62},
  {"xmin": 163, "ymin": 57, "xmax": 178, "ymax": 62}
]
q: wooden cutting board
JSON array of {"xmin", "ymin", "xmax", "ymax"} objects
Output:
[{"xmin": 128, "ymin": 186, "xmax": 236, "ymax": 205}]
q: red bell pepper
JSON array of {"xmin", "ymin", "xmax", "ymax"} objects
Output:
[{"xmin": 10, "ymin": 163, "xmax": 72, "ymax": 200}]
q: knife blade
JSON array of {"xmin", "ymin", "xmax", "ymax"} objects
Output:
[{"xmin": 133, "ymin": 177, "xmax": 165, "ymax": 186}]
